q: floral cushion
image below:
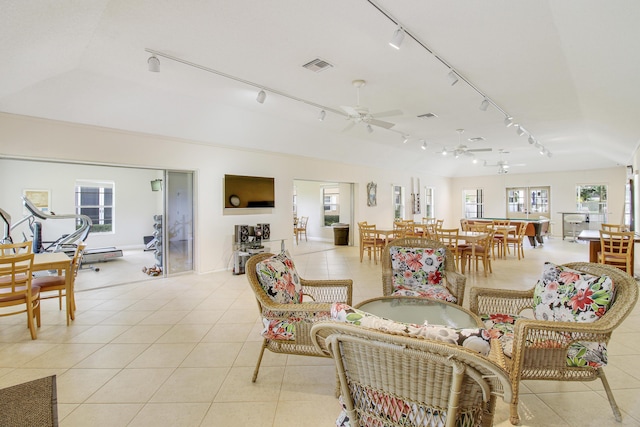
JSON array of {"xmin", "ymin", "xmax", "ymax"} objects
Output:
[
  {"xmin": 255, "ymin": 250, "xmax": 303, "ymax": 304},
  {"xmin": 390, "ymin": 246, "xmax": 446, "ymax": 288},
  {"xmin": 390, "ymin": 246, "xmax": 456, "ymax": 303},
  {"xmin": 261, "ymin": 310, "xmax": 331, "ymax": 341},
  {"xmin": 481, "ymin": 312, "xmax": 608, "ymax": 368},
  {"xmin": 533, "ymin": 262, "xmax": 615, "ymax": 323},
  {"xmin": 331, "ymin": 303, "xmax": 493, "ymax": 356}
]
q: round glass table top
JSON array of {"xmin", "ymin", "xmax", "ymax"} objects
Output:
[{"xmin": 355, "ymin": 296, "xmax": 482, "ymax": 329}]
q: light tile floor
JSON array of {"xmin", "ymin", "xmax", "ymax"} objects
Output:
[{"xmin": 0, "ymin": 236, "xmax": 639, "ymax": 426}]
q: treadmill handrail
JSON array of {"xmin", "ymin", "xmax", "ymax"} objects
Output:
[{"xmin": 17, "ymin": 196, "xmax": 93, "ymax": 251}]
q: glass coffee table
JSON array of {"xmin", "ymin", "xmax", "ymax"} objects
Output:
[{"xmin": 355, "ymin": 296, "xmax": 482, "ymax": 328}]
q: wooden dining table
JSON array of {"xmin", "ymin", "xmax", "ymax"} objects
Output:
[
  {"xmin": 33, "ymin": 252, "xmax": 74, "ymax": 325},
  {"xmin": 374, "ymin": 228, "xmax": 400, "ymax": 245}
]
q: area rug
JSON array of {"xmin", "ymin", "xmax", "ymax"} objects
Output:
[{"xmin": 0, "ymin": 375, "xmax": 58, "ymax": 426}]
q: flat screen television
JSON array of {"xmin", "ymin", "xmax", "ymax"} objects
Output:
[{"xmin": 224, "ymin": 174, "xmax": 275, "ymax": 208}]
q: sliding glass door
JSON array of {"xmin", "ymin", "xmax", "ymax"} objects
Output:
[{"xmin": 165, "ymin": 171, "xmax": 194, "ymax": 274}]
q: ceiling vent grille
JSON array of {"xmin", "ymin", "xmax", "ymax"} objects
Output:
[
  {"xmin": 417, "ymin": 113, "xmax": 438, "ymax": 119},
  {"xmin": 302, "ymin": 58, "xmax": 334, "ymax": 72},
  {"xmin": 468, "ymin": 137, "xmax": 486, "ymax": 142}
]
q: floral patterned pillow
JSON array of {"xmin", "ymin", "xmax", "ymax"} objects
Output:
[
  {"xmin": 255, "ymin": 250, "xmax": 303, "ymax": 304},
  {"xmin": 331, "ymin": 303, "xmax": 493, "ymax": 356},
  {"xmin": 533, "ymin": 262, "xmax": 615, "ymax": 323},
  {"xmin": 390, "ymin": 246, "xmax": 446, "ymax": 290}
]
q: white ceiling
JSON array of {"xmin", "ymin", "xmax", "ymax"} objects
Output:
[{"xmin": 2, "ymin": 0, "xmax": 640, "ymax": 177}]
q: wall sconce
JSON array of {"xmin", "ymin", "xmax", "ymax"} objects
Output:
[{"xmin": 151, "ymin": 179, "xmax": 163, "ymax": 191}]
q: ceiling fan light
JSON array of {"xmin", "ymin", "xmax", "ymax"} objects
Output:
[
  {"xmin": 318, "ymin": 109, "xmax": 326, "ymax": 121},
  {"xmin": 256, "ymin": 89, "xmax": 266, "ymax": 104},
  {"xmin": 148, "ymin": 55, "xmax": 160, "ymax": 72},
  {"xmin": 479, "ymin": 98, "xmax": 489, "ymax": 111},
  {"xmin": 389, "ymin": 27, "xmax": 405, "ymax": 49},
  {"xmin": 504, "ymin": 116, "xmax": 514, "ymax": 127},
  {"xmin": 448, "ymin": 70, "xmax": 459, "ymax": 86}
]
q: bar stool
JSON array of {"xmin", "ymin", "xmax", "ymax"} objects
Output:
[{"xmin": 564, "ymin": 214, "xmax": 585, "ymax": 242}]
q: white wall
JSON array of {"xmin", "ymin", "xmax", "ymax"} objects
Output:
[
  {"xmin": 0, "ymin": 159, "xmax": 160, "ymax": 248},
  {"xmin": 451, "ymin": 167, "xmax": 628, "ymax": 236},
  {"xmin": 0, "ymin": 113, "xmax": 451, "ymax": 273}
]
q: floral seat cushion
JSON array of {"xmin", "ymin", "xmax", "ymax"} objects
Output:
[
  {"xmin": 481, "ymin": 262, "xmax": 615, "ymax": 368},
  {"xmin": 331, "ymin": 303, "xmax": 493, "ymax": 356},
  {"xmin": 389, "ymin": 246, "xmax": 456, "ymax": 303},
  {"xmin": 256, "ymin": 251, "xmax": 309, "ymax": 341},
  {"xmin": 261, "ymin": 310, "xmax": 331, "ymax": 341}
]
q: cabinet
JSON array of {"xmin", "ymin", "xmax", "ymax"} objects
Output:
[{"xmin": 232, "ymin": 239, "xmax": 285, "ymax": 275}]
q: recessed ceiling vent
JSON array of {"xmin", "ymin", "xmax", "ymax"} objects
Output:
[
  {"xmin": 302, "ymin": 58, "xmax": 334, "ymax": 72},
  {"xmin": 417, "ymin": 113, "xmax": 438, "ymax": 119},
  {"xmin": 468, "ymin": 137, "xmax": 486, "ymax": 142}
]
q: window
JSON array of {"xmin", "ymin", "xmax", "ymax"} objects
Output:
[
  {"xmin": 463, "ymin": 189, "xmax": 484, "ymax": 218},
  {"xmin": 393, "ymin": 185, "xmax": 405, "ymax": 220},
  {"xmin": 424, "ymin": 187, "xmax": 434, "ymax": 218},
  {"xmin": 577, "ymin": 184, "xmax": 607, "ymax": 224},
  {"xmin": 75, "ymin": 180, "xmax": 114, "ymax": 233},
  {"xmin": 506, "ymin": 186, "xmax": 550, "ymax": 216},
  {"xmin": 322, "ymin": 186, "xmax": 339, "ymax": 226}
]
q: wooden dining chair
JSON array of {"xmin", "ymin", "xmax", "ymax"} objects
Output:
[
  {"xmin": 461, "ymin": 228, "xmax": 495, "ymax": 277},
  {"xmin": 504, "ymin": 222, "xmax": 528, "ymax": 260},
  {"xmin": 359, "ymin": 223, "xmax": 385, "ymax": 264},
  {"xmin": 294, "ymin": 216, "xmax": 308, "ymax": 244},
  {"xmin": 437, "ymin": 228, "xmax": 463, "ymax": 270},
  {"xmin": 598, "ymin": 230, "xmax": 634, "ymax": 273},
  {"xmin": 0, "ymin": 242, "xmax": 40, "ymax": 340},
  {"xmin": 601, "ymin": 223, "xmax": 624, "ymax": 232},
  {"xmin": 32, "ymin": 243, "xmax": 85, "ymax": 325}
]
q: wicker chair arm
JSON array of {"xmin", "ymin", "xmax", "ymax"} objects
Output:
[
  {"xmin": 444, "ymin": 270, "xmax": 466, "ymax": 306},
  {"xmin": 300, "ymin": 278, "xmax": 353, "ymax": 305},
  {"xmin": 513, "ymin": 317, "xmax": 613, "ymax": 345},
  {"xmin": 260, "ymin": 300, "xmax": 334, "ymax": 317},
  {"xmin": 469, "ymin": 286, "xmax": 534, "ymax": 316}
]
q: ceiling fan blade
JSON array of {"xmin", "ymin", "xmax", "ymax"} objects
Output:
[
  {"xmin": 369, "ymin": 119, "xmax": 396, "ymax": 129},
  {"xmin": 340, "ymin": 106, "xmax": 359, "ymax": 117},
  {"xmin": 341, "ymin": 121, "xmax": 356, "ymax": 132},
  {"xmin": 467, "ymin": 148, "xmax": 492, "ymax": 153},
  {"xmin": 371, "ymin": 109, "xmax": 403, "ymax": 118}
]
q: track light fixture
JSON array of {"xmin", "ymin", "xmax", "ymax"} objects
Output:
[
  {"xmin": 441, "ymin": 147, "xmax": 447, "ymax": 156},
  {"xmin": 479, "ymin": 98, "xmax": 489, "ymax": 111},
  {"xmin": 256, "ymin": 89, "xmax": 266, "ymax": 104},
  {"xmin": 148, "ymin": 55, "xmax": 160, "ymax": 72},
  {"xmin": 539, "ymin": 147, "xmax": 546, "ymax": 155},
  {"xmin": 504, "ymin": 116, "xmax": 514, "ymax": 127},
  {"xmin": 389, "ymin": 27, "xmax": 405, "ymax": 49},
  {"xmin": 318, "ymin": 109, "xmax": 326, "ymax": 121},
  {"xmin": 528, "ymin": 135, "xmax": 536, "ymax": 145},
  {"xmin": 402, "ymin": 135, "xmax": 409, "ymax": 143},
  {"xmin": 421, "ymin": 140, "xmax": 427, "ymax": 150},
  {"xmin": 366, "ymin": 124, "xmax": 373, "ymax": 133},
  {"xmin": 516, "ymin": 125, "xmax": 525, "ymax": 136},
  {"xmin": 448, "ymin": 70, "xmax": 459, "ymax": 86},
  {"xmin": 547, "ymin": 151, "xmax": 553, "ymax": 158}
]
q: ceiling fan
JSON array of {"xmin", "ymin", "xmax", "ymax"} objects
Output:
[
  {"xmin": 441, "ymin": 129, "xmax": 491, "ymax": 158},
  {"xmin": 341, "ymin": 80, "xmax": 402, "ymax": 132},
  {"xmin": 484, "ymin": 149, "xmax": 525, "ymax": 174}
]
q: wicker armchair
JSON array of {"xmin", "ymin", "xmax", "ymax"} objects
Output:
[
  {"xmin": 245, "ymin": 253, "xmax": 352, "ymax": 383},
  {"xmin": 470, "ymin": 262, "xmax": 639, "ymax": 425},
  {"xmin": 381, "ymin": 237, "xmax": 466, "ymax": 306},
  {"xmin": 311, "ymin": 322, "xmax": 512, "ymax": 427}
]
